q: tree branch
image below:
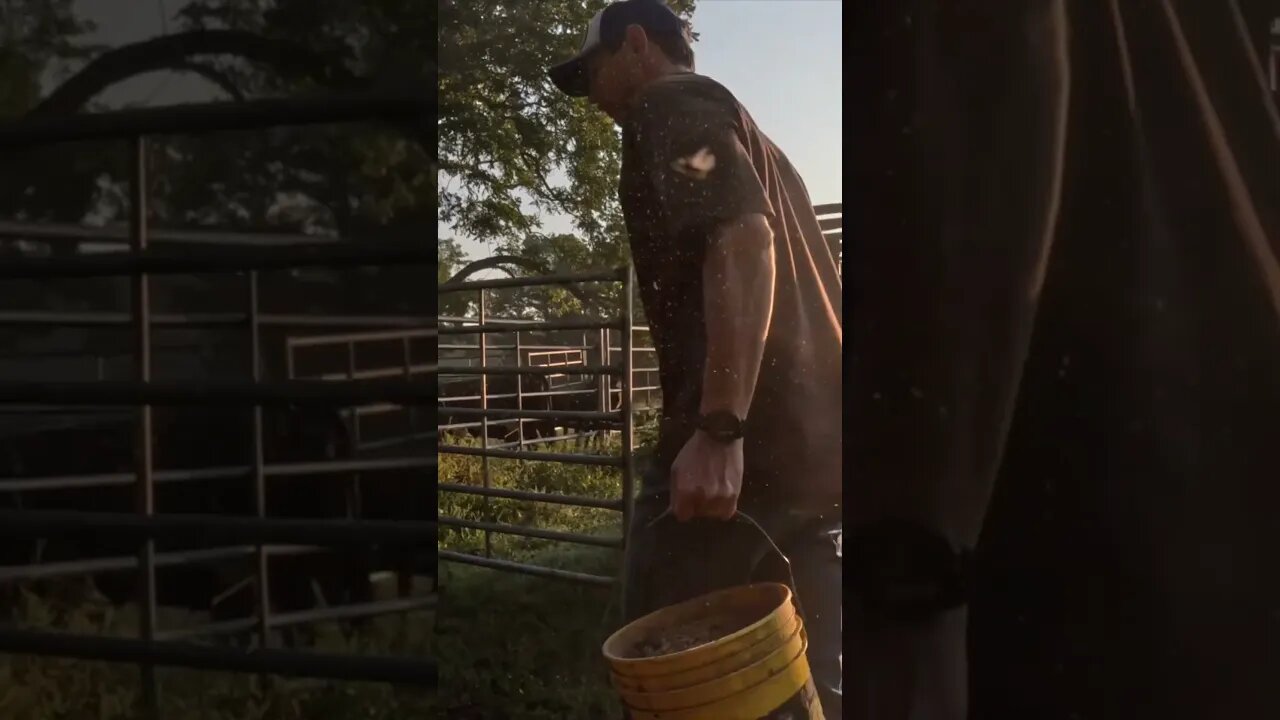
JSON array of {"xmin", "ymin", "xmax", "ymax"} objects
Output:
[
  {"xmin": 169, "ymin": 60, "xmax": 245, "ymax": 101},
  {"xmin": 444, "ymin": 254, "xmax": 601, "ymax": 310},
  {"xmin": 29, "ymin": 29, "xmax": 366, "ymax": 116}
]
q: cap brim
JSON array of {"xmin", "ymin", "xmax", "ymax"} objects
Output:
[{"xmin": 548, "ymin": 54, "xmax": 591, "ymax": 97}]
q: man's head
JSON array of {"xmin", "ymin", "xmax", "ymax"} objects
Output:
[{"xmin": 547, "ymin": 0, "xmax": 694, "ymax": 122}]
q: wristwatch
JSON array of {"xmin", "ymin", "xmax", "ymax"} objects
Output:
[{"xmin": 697, "ymin": 410, "xmax": 745, "ymax": 443}]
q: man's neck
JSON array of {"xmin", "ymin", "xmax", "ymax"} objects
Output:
[{"xmin": 619, "ymin": 64, "xmax": 693, "ymax": 123}]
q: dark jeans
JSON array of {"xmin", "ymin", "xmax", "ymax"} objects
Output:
[{"xmin": 621, "ymin": 475, "xmax": 842, "ymax": 718}]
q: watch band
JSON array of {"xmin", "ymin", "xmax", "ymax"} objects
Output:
[{"xmin": 697, "ymin": 410, "xmax": 744, "ymax": 442}]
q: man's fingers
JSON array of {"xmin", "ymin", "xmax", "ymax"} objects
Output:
[
  {"xmin": 672, "ymin": 474, "xmax": 699, "ymax": 521},
  {"xmin": 705, "ymin": 493, "xmax": 737, "ymax": 521},
  {"xmin": 718, "ymin": 495, "xmax": 739, "ymax": 521},
  {"xmin": 673, "ymin": 492, "xmax": 695, "ymax": 521}
]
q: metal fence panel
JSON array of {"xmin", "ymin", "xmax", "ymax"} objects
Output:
[
  {"xmin": 435, "ymin": 267, "xmax": 642, "ymax": 589},
  {"xmin": 0, "ymin": 92, "xmax": 436, "ymax": 707}
]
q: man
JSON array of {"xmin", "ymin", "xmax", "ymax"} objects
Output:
[{"xmin": 547, "ymin": 1, "xmax": 842, "ymax": 715}]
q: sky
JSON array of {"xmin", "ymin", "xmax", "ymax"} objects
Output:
[{"xmin": 446, "ymin": 0, "xmax": 844, "ymax": 261}]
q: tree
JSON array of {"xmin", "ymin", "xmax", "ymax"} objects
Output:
[
  {"xmin": 438, "ymin": 0, "xmax": 696, "ymax": 265},
  {"xmin": 0, "ymin": 0, "xmax": 100, "ymax": 119},
  {"xmin": 1, "ymin": 0, "xmax": 435, "ymax": 319},
  {"xmin": 437, "ymin": 236, "xmax": 473, "ymax": 318}
]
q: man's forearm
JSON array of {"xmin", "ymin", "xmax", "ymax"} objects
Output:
[{"xmin": 699, "ymin": 213, "xmax": 776, "ymax": 418}]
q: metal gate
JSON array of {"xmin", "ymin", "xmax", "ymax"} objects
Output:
[
  {"xmin": 815, "ymin": 202, "xmax": 843, "ymax": 275},
  {"xmin": 0, "ymin": 91, "xmax": 436, "ymax": 711},
  {"xmin": 436, "ymin": 267, "xmax": 643, "ymax": 588}
]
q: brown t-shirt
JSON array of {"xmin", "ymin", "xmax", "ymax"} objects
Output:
[{"xmin": 619, "ymin": 72, "xmax": 842, "ymax": 514}]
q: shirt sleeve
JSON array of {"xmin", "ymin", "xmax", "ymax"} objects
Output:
[{"xmin": 630, "ymin": 87, "xmax": 774, "ymax": 242}]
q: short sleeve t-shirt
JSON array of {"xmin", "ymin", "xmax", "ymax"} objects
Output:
[{"xmin": 619, "ymin": 72, "xmax": 843, "ymax": 514}]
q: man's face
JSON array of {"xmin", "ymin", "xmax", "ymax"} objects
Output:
[{"xmin": 585, "ymin": 46, "xmax": 632, "ymax": 123}]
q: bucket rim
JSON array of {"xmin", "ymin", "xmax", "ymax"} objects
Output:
[
  {"xmin": 602, "ymin": 582, "xmax": 794, "ymax": 666},
  {"xmin": 607, "ymin": 610, "xmax": 802, "ymax": 692}
]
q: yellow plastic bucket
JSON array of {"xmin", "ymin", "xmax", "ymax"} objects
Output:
[{"xmin": 601, "ymin": 582, "xmax": 821, "ymax": 719}]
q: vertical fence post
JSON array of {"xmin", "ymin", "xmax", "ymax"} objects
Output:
[
  {"xmin": 346, "ymin": 342, "xmax": 360, "ymax": 448},
  {"xmin": 597, "ymin": 328, "xmax": 608, "ymax": 428},
  {"xmin": 403, "ymin": 335, "xmax": 415, "ymax": 436},
  {"xmin": 605, "ymin": 328, "xmax": 613, "ymax": 415},
  {"xmin": 478, "ymin": 290, "xmax": 491, "ymax": 558},
  {"xmin": 130, "ymin": 134, "xmax": 160, "ymax": 717},
  {"xmin": 620, "ymin": 265, "xmax": 636, "ymax": 592},
  {"xmin": 247, "ymin": 269, "xmax": 273, "ymax": 692},
  {"xmin": 285, "ymin": 338, "xmax": 296, "ymax": 380},
  {"xmin": 344, "ymin": 338, "xmax": 366, "ymax": 576},
  {"xmin": 515, "ymin": 329, "xmax": 524, "ymax": 450}
]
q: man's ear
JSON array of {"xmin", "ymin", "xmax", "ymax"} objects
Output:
[{"xmin": 623, "ymin": 23, "xmax": 649, "ymax": 56}]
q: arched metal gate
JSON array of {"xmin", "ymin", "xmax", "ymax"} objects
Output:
[
  {"xmin": 0, "ymin": 91, "xmax": 436, "ymax": 712},
  {"xmin": 436, "ymin": 267, "xmax": 645, "ymax": 589}
]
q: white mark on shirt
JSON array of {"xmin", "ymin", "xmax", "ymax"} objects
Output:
[{"xmin": 671, "ymin": 146, "xmax": 716, "ymax": 180}]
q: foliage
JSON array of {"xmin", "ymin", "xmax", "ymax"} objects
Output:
[
  {"xmin": 484, "ymin": 232, "xmax": 630, "ymax": 322},
  {"xmin": 144, "ymin": 0, "xmax": 434, "ymax": 240},
  {"xmin": 0, "ymin": 0, "xmax": 100, "ymax": 118},
  {"xmin": 438, "ymin": 236, "xmax": 476, "ymax": 318},
  {"xmin": 438, "ymin": 0, "xmax": 696, "ymax": 261},
  {"xmin": 0, "ymin": 1, "xmax": 433, "ymax": 320},
  {"xmin": 437, "ymin": 433, "xmax": 627, "ymax": 560},
  {"xmin": 1, "ymin": 0, "xmax": 429, "ymax": 228}
]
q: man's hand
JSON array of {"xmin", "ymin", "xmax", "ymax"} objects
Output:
[{"xmin": 669, "ymin": 430, "xmax": 744, "ymax": 521}]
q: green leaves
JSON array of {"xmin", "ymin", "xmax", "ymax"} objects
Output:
[{"xmin": 439, "ymin": 0, "xmax": 697, "ymax": 248}]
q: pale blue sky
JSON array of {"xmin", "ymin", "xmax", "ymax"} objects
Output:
[{"xmin": 446, "ymin": 0, "xmax": 844, "ymax": 260}]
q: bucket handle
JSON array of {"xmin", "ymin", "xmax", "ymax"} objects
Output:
[{"xmin": 644, "ymin": 509, "xmax": 808, "ymax": 629}]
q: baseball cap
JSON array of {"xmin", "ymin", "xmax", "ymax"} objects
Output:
[{"xmin": 547, "ymin": 0, "xmax": 688, "ymax": 97}]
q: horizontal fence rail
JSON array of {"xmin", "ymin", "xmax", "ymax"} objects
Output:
[
  {"xmin": 814, "ymin": 202, "xmax": 843, "ymax": 273},
  {"xmin": 0, "ymin": 510, "xmax": 434, "ymax": 547},
  {"xmin": 0, "ymin": 629, "xmax": 434, "ymax": 686},
  {"xmin": 0, "ymin": 239, "xmax": 433, "ymax": 279},
  {"xmin": 0, "ymin": 379, "xmax": 434, "ymax": 406},
  {"xmin": 0, "ymin": 219, "xmax": 343, "ymax": 248},
  {"xmin": 157, "ymin": 595, "xmax": 439, "ymax": 642},
  {"xmin": 436, "ymin": 316, "xmax": 625, "ymax": 335},
  {"xmin": 437, "ymin": 267, "xmax": 625, "ymax": 293},
  {"xmin": 437, "ymin": 550, "xmax": 613, "ymax": 587},
  {"xmin": 438, "ymin": 364, "xmax": 619, "ymax": 377},
  {"xmin": 0, "ymin": 91, "xmax": 430, "ymax": 147},
  {"xmin": 0, "ymin": 456, "xmax": 433, "ymax": 493},
  {"xmin": 0, "ymin": 544, "xmax": 324, "ymax": 583},
  {"xmin": 0, "ymin": 90, "xmax": 436, "ymax": 707},
  {"xmin": 0, "ymin": 311, "xmax": 435, "ymax": 329}
]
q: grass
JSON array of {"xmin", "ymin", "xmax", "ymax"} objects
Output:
[
  {"xmin": 1, "ymin": 422, "xmax": 658, "ymax": 719},
  {"xmin": 1, "ymin": 527, "xmax": 437, "ymax": 719},
  {"xmin": 0, "ymin": 583, "xmax": 437, "ymax": 719},
  {"xmin": 433, "ymin": 548, "xmax": 624, "ymax": 720},
  {"xmin": 433, "ymin": 428, "xmax": 657, "ymax": 719}
]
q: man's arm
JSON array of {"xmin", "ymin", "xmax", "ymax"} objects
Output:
[
  {"xmin": 631, "ymin": 85, "xmax": 776, "ymax": 520},
  {"xmin": 699, "ymin": 213, "xmax": 775, "ymax": 419},
  {"xmin": 631, "ymin": 89, "xmax": 776, "ymax": 417}
]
